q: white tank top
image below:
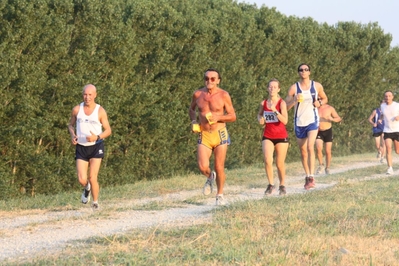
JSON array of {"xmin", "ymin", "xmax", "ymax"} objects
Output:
[
  {"xmin": 382, "ymin": 101, "xmax": 399, "ymax": 133},
  {"xmin": 76, "ymin": 103, "xmax": 102, "ymax": 146},
  {"xmin": 294, "ymin": 81, "xmax": 319, "ymax": 127}
]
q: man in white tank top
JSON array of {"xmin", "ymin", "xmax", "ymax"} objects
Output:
[
  {"xmin": 68, "ymin": 84, "xmax": 112, "ymax": 209},
  {"xmin": 380, "ymin": 91, "xmax": 399, "ymax": 174},
  {"xmin": 285, "ymin": 63, "xmax": 328, "ymax": 190}
]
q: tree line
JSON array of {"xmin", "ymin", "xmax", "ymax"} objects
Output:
[{"xmin": 1, "ymin": 0, "xmax": 398, "ymax": 199}]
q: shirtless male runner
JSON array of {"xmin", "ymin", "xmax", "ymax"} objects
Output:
[
  {"xmin": 315, "ymin": 104, "xmax": 342, "ymax": 175},
  {"xmin": 285, "ymin": 63, "xmax": 328, "ymax": 190},
  {"xmin": 188, "ymin": 68, "xmax": 236, "ymax": 205}
]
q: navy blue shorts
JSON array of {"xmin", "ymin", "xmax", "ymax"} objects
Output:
[
  {"xmin": 295, "ymin": 121, "xmax": 319, "ymax": 139},
  {"xmin": 75, "ymin": 141, "xmax": 105, "ymax": 161}
]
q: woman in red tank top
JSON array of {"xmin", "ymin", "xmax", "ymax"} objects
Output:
[{"xmin": 257, "ymin": 79, "xmax": 289, "ymax": 196}]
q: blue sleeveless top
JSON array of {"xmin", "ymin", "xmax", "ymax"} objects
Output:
[{"xmin": 372, "ymin": 108, "xmax": 384, "ymax": 133}]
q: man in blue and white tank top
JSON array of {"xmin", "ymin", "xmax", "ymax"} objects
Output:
[
  {"xmin": 285, "ymin": 63, "xmax": 328, "ymax": 190},
  {"xmin": 68, "ymin": 84, "xmax": 112, "ymax": 209},
  {"xmin": 368, "ymin": 100, "xmax": 385, "ymax": 163}
]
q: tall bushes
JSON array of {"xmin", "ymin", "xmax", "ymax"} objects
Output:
[{"xmin": 0, "ymin": 0, "xmax": 398, "ymax": 198}]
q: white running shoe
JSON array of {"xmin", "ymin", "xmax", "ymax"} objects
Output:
[
  {"xmin": 202, "ymin": 171, "xmax": 216, "ymax": 195},
  {"xmin": 81, "ymin": 182, "xmax": 91, "ymax": 204},
  {"xmin": 216, "ymin": 195, "xmax": 226, "ymax": 206},
  {"xmin": 386, "ymin": 167, "xmax": 394, "ymax": 175}
]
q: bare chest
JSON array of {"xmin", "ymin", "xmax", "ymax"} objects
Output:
[{"xmin": 197, "ymin": 92, "xmax": 224, "ymax": 112}]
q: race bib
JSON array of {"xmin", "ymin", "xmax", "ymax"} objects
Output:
[{"xmin": 263, "ymin": 110, "xmax": 278, "ymax": 123}]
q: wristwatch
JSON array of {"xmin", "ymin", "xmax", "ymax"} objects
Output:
[{"xmin": 97, "ymin": 135, "xmax": 101, "ymax": 141}]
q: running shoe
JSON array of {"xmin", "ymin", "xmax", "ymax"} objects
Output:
[
  {"xmin": 264, "ymin": 184, "xmax": 275, "ymax": 196},
  {"xmin": 202, "ymin": 171, "xmax": 216, "ymax": 196},
  {"xmin": 216, "ymin": 195, "xmax": 226, "ymax": 206},
  {"xmin": 380, "ymin": 157, "xmax": 386, "ymax": 164},
  {"xmin": 92, "ymin": 202, "xmax": 99, "ymax": 210},
  {"xmin": 308, "ymin": 176, "xmax": 315, "ymax": 188},
  {"xmin": 279, "ymin": 185, "xmax": 286, "ymax": 196},
  {"xmin": 316, "ymin": 165, "xmax": 324, "ymax": 174},
  {"xmin": 304, "ymin": 176, "xmax": 315, "ymax": 190},
  {"xmin": 386, "ymin": 167, "xmax": 394, "ymax": 175},
  {"xmin": 81, "ymin": 182, "xmax": 91, "ymax": 204},
  {"xmin": 325, "ymin": 168, "xmax": 330, "ymax": 175},
  {"xmin": 304, "ymin": 177, "xmax": 310, "ymax": 190}
]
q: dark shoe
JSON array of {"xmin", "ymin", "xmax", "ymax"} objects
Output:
[
  {"xmin": 264, "ymin": 184, "xmax": 275, "ymax": 196},
  {"xmin": 279, "ymin": 185, "xmax": 286, "ymax": 196}
]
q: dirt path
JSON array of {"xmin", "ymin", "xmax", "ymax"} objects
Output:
[{"xmin": 0, "ymin": 158, "xmax": 395, "ymax": 263}]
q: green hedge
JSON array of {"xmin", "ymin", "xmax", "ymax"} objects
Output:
[{"xmin": 0, "ymin": 0, "xmax": 398, "ymax": 199}]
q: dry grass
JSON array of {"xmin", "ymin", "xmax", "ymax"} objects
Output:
[{"xmin": 15, "ymin": 153, "xmax": 399, "ymax": 266}]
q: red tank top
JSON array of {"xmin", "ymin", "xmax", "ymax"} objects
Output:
[{"xmin": 262, "ymin": 98, "xmax": 288, "ymax": 139}]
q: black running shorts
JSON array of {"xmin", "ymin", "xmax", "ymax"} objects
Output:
[{"xmin": 75, "ymin": 141, "xmax": 105, "ymax": 161}]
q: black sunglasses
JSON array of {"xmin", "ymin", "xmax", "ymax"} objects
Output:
[
  {"xmin": 298, "ymin": 68, "xmax": 309, "ymax": 72},
  {"xmin": 204, "ymin": 77, "xmax": 217, "ymax": 82}
]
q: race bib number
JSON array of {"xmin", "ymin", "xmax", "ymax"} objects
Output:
[{"xmin": 263, "ymin": 110, "xmax": 278, "ymax": 123}]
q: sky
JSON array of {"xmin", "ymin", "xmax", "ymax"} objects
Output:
[{"xmin": 239, "ymin": 0, "xmax": 399, "ymax": 47}]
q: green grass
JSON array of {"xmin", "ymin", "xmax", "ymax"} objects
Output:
[{"xmin": 5, "ymin": 153, "xmax": 399, "ymax": 265}]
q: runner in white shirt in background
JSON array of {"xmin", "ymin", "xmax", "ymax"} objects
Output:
[{"xmin": 380, "ymin": 91, "xmax": 399, "ymax": 174}]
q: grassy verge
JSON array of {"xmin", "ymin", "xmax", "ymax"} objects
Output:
[{"xmin": 9, "ymin": 153, "xmax": 399, "ymax": 265}]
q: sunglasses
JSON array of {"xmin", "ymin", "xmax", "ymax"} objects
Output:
[
  {"xmin": 204, "ymin": 77, "xmax": 217, "ymax": 82},
  {"xmin": 298, "ymin": 68, "xmax": 309, "ymax": 72}
]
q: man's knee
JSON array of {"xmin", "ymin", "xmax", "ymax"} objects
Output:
[
  {"xmin": 198, "ymin": 164, "xmax": 208, "ymax": 173},
  {"xmin": 214, "ymin": 162, "xmax": 226, "ymax": 172},
  {"xmin": 198, "ymin": 165, "xmax": 209, "ymax": 173}
]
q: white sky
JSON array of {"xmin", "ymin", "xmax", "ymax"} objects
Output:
[{"xmin": 239, "ymin": 0, "xmax": 399, "ymax": 47}]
